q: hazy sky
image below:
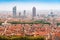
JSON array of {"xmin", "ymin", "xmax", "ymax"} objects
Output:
[{"xmin": 0, "ymin": 0, "xmax": 60, "ymax": 11}]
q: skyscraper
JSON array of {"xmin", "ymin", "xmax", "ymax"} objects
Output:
[
  {"xmin": 23, "ymin": 10, "xmax": 26, "ymax": 18},
  {"xmin": 13, "ymin": 6, "xmax": 16, "ymax": 18},
  {"xmin": 32, "ymin": 7, "xmax": 36, "ymax": 17},
  {"xmin": 19, "ymin": 12, "xmax": 21, "ymax": 18}
]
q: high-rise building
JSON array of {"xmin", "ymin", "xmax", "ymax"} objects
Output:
[
  {"xmin": 23, "ymin": 10, "xmax": 26, "ymax": 18},
  {"xmin": 32, "ymin": 7, "xmax": 36, "ymax": 17},
  {"xmin": 13, "ymin": 6, "xmax": 16, "ymax": 18},
  {"xmin": 19, "ymin": 12, "xmax": 21, "ymax": 18},
  {"xmin": 37, "ymin": 14, "xmax": 40, "ymax": 18}
]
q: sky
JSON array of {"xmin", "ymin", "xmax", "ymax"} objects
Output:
[{"xmin": 0, "ymin": 0, "xmax": 60, "ymax": 11}]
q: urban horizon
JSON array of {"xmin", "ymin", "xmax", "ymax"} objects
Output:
[{"xmin": 0, "ymin": 0, "xmax": 60, "ymax": 40}]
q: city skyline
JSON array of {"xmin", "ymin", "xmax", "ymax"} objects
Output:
[{"xmin": 0, "ymin": 0, "xmax": 60, "ymax": 11}]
